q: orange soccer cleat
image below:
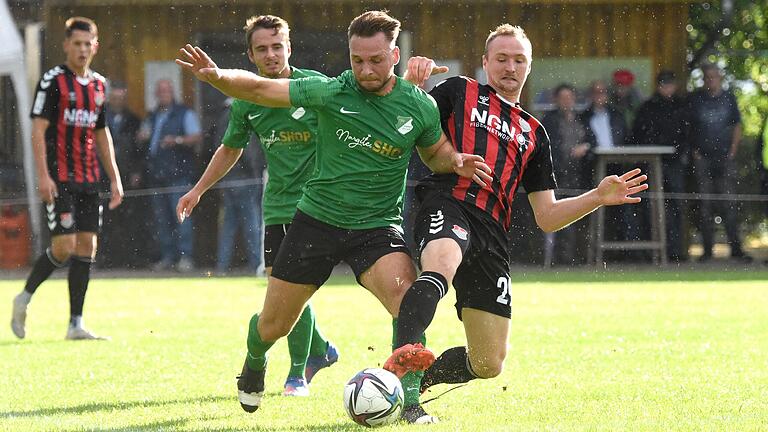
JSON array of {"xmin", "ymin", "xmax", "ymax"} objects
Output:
[{"xmin": 383, "ymin": 343, "xmax": 436, "ymax": 379}]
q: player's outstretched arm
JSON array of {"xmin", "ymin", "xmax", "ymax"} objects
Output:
[
  {"xmin": 417, "ymin": 133, "xmax": 492, "ymax": 187},
  {"xmin": 176, "ymin": 44, "xmax": 291, "ymax": 108},
  {"xmin": 177, "ymin": 145, "xmax": 243, "ymax": 223},
  {"xmin": 403, "ymin": 56, "xmax": 449, "ymax": 87},
  {"xmin": 528, "ymin": 168, "xmax": 648, "ymax": 233}
]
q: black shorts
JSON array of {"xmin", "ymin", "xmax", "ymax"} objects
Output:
[
  {"xmin": 263, "ymin": 223, "xmax": 290, "ymax": 268},
  {"xmin": 271, "ymin": 210, "xmax": 410, "ymax": 287},
  {"xmin": 413, "ymin": 192, "xmax": 512, "ymax": 319},
  {"xmin": 45, "ymin": 185, "xmax": 103, "ymax": 236}
]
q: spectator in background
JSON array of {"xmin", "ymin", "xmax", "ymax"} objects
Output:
[
  {"xmin": 686, "ymin": 63, "xmax": 751, "ymax": 263},
  {"xmin": 209, "ymin": 97, "xmax": 264, "ymax": 275},
  {"xmin": 610, "ymin": 68, "xmax": 643, "ymax": 129},
  {"xmin": 582, "ymin": 80, "xmax": 629, "ymax": 244},
  {"xmin": 541, "ymin": 83, "xmax": 591, "ymax": 265},
  {"xmin": 99, "ymin": 81, "xmax": 142, "ymax": 268},
  {"xmin": 631, "ymin": 70, "xmax": 688, "ymax": 262},
  {"xmin": 138, "ymin": 79, "xmax": 202, "ymax": 272}
]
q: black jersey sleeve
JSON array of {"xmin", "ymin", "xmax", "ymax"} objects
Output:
[
  {"xmin": 30, "ymin": 74, "xmax": 60, "ymax": 122},
  {"xmin": 522, "ymin": 126, "xmax": 558, "ymax": 193},
  {"xmin": 429, "ymin": 77, "xmax": 460, "ymax": 122}
]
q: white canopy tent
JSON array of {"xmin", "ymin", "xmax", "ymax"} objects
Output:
[{"xmin": 0, "ymin": 0, "xmax": 41, "ymax": 254}]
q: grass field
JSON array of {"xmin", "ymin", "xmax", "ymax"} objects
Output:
[{"xmin": 2, "ymin": 270, "xmax": 767, "ymax": 431}]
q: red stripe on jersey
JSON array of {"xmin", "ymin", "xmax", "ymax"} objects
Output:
[
  {"xmin": 451, "ymin": 82, "xmax": 479, "ymax": 202},
  {"xmin": 92, "ymin": 81, "xmax": 102, "ymax": 181},
  {"xmin": 475, "ymin": 91, "xmax": 504, "ymax": 212},
  {"xmin": 71, "ymin": 81, "xmax": 85, "ymax": 183},
  {"xmin": 55, "ymin": 74, "xmax": 69, "ymax": 182},
  {"xmin": 83, "ymin": 80, "xmax": 96, "ymax": 183}
]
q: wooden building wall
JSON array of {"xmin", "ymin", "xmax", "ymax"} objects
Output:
[{"xmin": 42, "ymin": 0, "xmax": 691, "ymax": 115}]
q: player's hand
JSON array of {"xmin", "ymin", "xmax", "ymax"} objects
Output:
[
  {"xmin": 108, "ymin": 180, "xmax": 124, "ymax": 210},
  {"xmin": 404, "ymin": 56, "xmax": 449, "ymax": 87},
  {"xmin": 176, "ymin": 44, "xmax": 222, "ymax": 84},
  {"xmin": 176, "ymin": 190, "xmax": 201, "ymax": 223},
  {"xmin": 452, "ymin": 153, "xmax": 493, "ymax": 188},
  {"xmin": 37, "ymin": 174, "xmax": 58, "ymax": 204},
  {"xmin": 597, "ymin": 168, "xmax": 648, "ymax": 206}
]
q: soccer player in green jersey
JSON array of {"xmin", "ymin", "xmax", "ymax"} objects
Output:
[
  {"xmin": 177, "ymin": 11, "xmax": 492, "ymax": 423},
  {"xmin": 176, "ymin": 15, "xmax": 338, "ymax": 398}
]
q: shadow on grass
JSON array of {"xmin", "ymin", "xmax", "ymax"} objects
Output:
[
  {"xmin": 0, "ymin": 395, "xmax": 231, "ymax": 418},
  {"xmin": 59, "ymin": 419, "xmax": 364, "ymax": 432},
  {"xmin": 2, "ymin": 396, "xmax": 366, "ymax": 431}
]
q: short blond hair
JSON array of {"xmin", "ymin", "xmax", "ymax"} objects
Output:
[{"xmin": 485, "ymin": 24, "xmax": 531, "ymax": 55}]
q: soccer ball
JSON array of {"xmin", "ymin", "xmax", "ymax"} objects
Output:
[{"xmin": 343, "ymin": 368, "xmax": 403, "ymax": 427}]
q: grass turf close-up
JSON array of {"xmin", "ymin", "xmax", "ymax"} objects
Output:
[{"xmin": 1, "ymin": 271, "xmax": 767, "ymax": 431}]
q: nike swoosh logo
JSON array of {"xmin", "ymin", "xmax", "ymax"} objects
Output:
[
  {"xmin": 292, "ymin": 362, "xmax": 303, "ymax": 367},
  {"xmin": 264, "ymin": 248, "xmax": 272, "ymax": 253},
  {"xmin": 248, "ymin": 113, "xmax": 262, "ymax": 120},
  {"xmin": 406, "ymin": 387, "xmax": 420, "ymax": 392},
  {"xmin": 390, "ymin": 243, "xmax": 401, "ymax": 248},
  {"xmin": 340, "ymin": 107, "xmax": 359, "ymax": 115}
]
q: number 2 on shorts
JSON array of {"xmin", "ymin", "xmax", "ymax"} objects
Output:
[{"xmin": 495, "ymin": 276, "xmax": 511, "ymax": 305}]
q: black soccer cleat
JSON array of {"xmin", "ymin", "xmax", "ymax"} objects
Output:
[
  {"xmin": 402, "ymin": 403, "xmax": 439, "ymax": 424},
  {"xmin": 236, "ymin": 360, "xmax": 265, "ymax": 413}
]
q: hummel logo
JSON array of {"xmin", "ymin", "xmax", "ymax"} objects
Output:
[
  {"xmin": 340, "ymin": 107, "xmax": 359, "ymax": 115},
  {"xmin": 248, "ymin": 113, "xmax": 262, "ymax": 120},
  {"xmin": 478, "ymin": 95, "xmax": 490, "ymax": 106}
]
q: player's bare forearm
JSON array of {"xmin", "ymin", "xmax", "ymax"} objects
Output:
[
  {"xmin": 529, "ymin": 169, "xmax": 648, "ymax": 232},
  {"xmin": 417, "ymin": 136, "xmax": 456, "ymax": 174},
  {"xmin": 31, "ymin": 119, "xmax": 50, "ymax": 179},
  {"xmin": 190, "ymin": 145, "xmax": 243, "ymax": 196},
  {"xmin": 207, "ymin": 69, "xmax": 292, "ymax": 108},
  {"xmin": 528, "ymin": 189, "xmax": 602, "ymax": 233},
  {"xmin": 95, "ymin": 128, "xmax": 121, "ymax": 184}
]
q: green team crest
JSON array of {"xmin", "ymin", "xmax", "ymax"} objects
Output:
[{"xmin": 396, "ymin": 116, "xmax": 414, "ymax": 135}]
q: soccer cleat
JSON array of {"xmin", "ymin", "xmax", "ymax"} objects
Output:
[
  {"xmin": 383, "ymin": 343, "xmax": 435, "ymax": 379},
  {"xmin": 402, "ymin": 404, "xmax": 439, "ymax": 424},
  {"xmin": 237, "ymin": 360, "xmax": 265, "ymax": 413},
  {"xmin": 282, "ymin": 376, "xmax": 310, "ymax": 397},
  {"xmin": 11, "ymin": 293, "xmax": 28, "ymax": 339},
  {"xmin": 305, "ymin": 342, "xmax": 339, "ymax": 384},
  {"xmin": 66, "ymin": 326, "xmax": 109, "ymax": 340}
]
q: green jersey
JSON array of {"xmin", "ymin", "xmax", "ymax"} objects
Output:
[
  {"xmin": 222, "ymin": 67, "xmax": 324, "ymax": 225},
  {"xmin": 289, "ymin": 70, "xmax": 443, "ymax": 229}
]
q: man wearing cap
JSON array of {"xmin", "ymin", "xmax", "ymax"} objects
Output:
[
  {"xmin": 631, "ymin": 70, "xmax": 688, "ymax": 262},
  {"xmin": 611, "ymin": 68, "xmax": 642, "ymax": 129}
]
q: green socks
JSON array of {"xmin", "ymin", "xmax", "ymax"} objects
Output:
[
  {"xmin": 246, "ymin": 313, "xmax": 273, "ymax": 371},
  {"xmin": 392, "ymin": 318, "xmax": 427, "ymax": 407},
  {"xmin": 287, "ymin": 305, "xmax": 315, "ymax": 377}
]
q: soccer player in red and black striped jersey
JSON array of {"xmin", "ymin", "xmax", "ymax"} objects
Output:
[
  {"xmin": 384, "ymin": 24, "xmax": 649, "ymax": 411},
  {"xmin": 11, "ymin": 17, "xmax": 123, "ymax": 341}
]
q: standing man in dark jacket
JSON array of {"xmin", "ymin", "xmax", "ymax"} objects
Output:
[
  {"xmin": 631, "ymin": 70, "xmax": 688, "ymax": 262},
  {"xmin": 686, "ymin": 64, "xmax": 750, "ymax": 262},
  {"xmin": 138, "ymin": 79, "xmax": 202, "ymax": 271}
]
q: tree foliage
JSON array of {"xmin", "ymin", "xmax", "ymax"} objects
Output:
[{"xmin": 688, "ymin": 0, "xmax": 768, "ymax": 137}]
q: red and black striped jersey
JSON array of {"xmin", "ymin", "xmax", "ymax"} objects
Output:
[
  {"xmin": 420, "ymin": 76, "xmax": 557, "ymax": 231},
  {"xmin": 30, "ymin": 64, "xmax": 107, "ymax": 190}
]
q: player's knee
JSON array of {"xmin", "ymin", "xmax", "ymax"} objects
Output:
[
  {"xmin": 469, "ymin": 351, "xmax": 506, "ymax": 379},
  {"xmin": 258, "ymin": 316, "xmax": 293, "ymax": 342},
  {"xmin": 51, "ymin": 242, "xmax": 75, "ymax": 262}
]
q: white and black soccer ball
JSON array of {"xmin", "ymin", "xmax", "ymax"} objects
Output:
[{"xmin": 343, "ymin": 368, "xmax": 403, "ymax": 427}]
